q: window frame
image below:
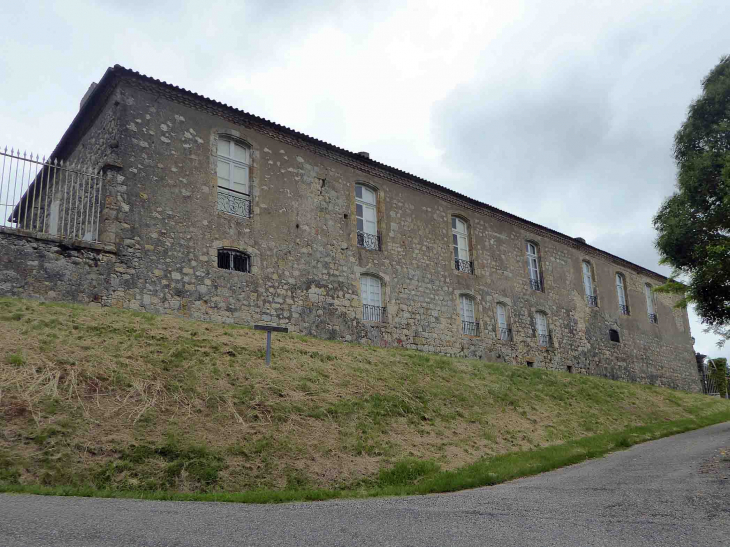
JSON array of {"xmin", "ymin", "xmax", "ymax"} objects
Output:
[
  {"xmin": 526, "ymin": 241, "xmax": 542, "ymax": 291},
  {"xmin": 452, "ymin": 216, "xmax": 473, "ymax": 274},
  {"xmin": 535, "ymin": 311, "xmax": 550, "ymax": 347},
  {"xmin": 582, "ymin": 260, "xmax": 598, "ymax": 307},
  {"xmin": 360, "ymin": 274, "xmax": 385, "ymax": 322},
  {"xmin": 645, "ymin": 283, "xmax": 658, "ymax": 323},
  {"xmin": 355, "ymin": 183, "xmax": 381, "ymax": 251},
  {"xmin": 217, "ymin": 248, "xmax": 251, "ymax": 273},
  {"xmin": 496, "ymin": 302, "xmax": 512, "ymax": 341},
  {"xmin": 616, "ymin": 273, "xmax": 629, "ymax": 315},
  {"xmin": 216, "ymin": 137, "xmax": 251, "ymax": 196},
  {"xmin": 459, "ymin": 293, "xmax": 479, "ymax": 336},
  {"xmin": 216, "ymin": 135, "xmax": 253, "ymax": 219}
]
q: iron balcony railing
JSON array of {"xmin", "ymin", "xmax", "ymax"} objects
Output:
[
  {"xmin": 586, "ymin": 295, "xmax": 598, "ymax": 307},
  {"xmin": 620, "ymin": 305, "xmax": 630, "ymax": 315},
  {"xmin": 357, "ymin": 230, "xmax": 382, "ymax": 251},
  {"xmin": 217, "ymin": 187, "xmax": 252, "ymax": 218},
  {"xmin": 362, "ymin": 304, "xmax": 387, "ymax": 322},
  {"xmin": 1, "ymin": 147, "xmax": 103, "ymax": 242},
  {"xmin": 537, "ymin": 333, "xmax": 552, "ymax": 347},
  {"xmin": 648, "ymin": 313, "xmax": 658, "ymax": 324},
  {"xmin": 499, "ymin": 327, "xmax": 513, "ymax": 341},
  {"xmin": 462, "ymin": 321, "xmax": 480, "ymax": 336},
  {"xmin": 529, "ymin": 278, "xmax": 542, "ymax": 291},
  {"xmin": 454, "ymin": 258, "xmax": 474, "ymax": 274}
]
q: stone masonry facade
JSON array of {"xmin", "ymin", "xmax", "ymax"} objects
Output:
[{"xmin": 0, "ymin": 65, "xmax": 701, "ymax": 392}]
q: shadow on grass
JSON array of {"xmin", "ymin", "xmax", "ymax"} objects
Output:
[{"xmin": 2, "ymin": 410, "xmax": 729, "ymax": 505}]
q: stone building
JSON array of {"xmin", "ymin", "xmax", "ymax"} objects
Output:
[{"xmin": 0, "ymin": 65, "xmax": 701, "ymax": 391}]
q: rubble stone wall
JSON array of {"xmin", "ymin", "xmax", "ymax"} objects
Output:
[{"xmin": 0, "ymin": 75, "xmax": 702, "ymax": 392}]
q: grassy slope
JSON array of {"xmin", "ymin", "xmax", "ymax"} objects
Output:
[{"xmin": 1, "ymin": 296, "xmax": 729, "ymax": 500}]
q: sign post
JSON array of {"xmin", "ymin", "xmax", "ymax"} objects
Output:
[{"xmin": 253, "ymin": 325, "xmax": 289, "ymax": 366}]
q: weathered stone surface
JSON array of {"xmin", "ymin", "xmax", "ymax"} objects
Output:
[{"xmin": 0, "ymin": 70, "xmax": 702, "ymax": 393}]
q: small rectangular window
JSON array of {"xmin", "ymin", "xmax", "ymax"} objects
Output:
[
  {"xmin": 567, "ymin": 365, "xmax": 573, "ymax": 373},
  {"xmin": 217, "ymin": 249, "xmax": 250, "ymax": 273},
  {"xmin": 609, "ymin": 329, "xmax": 620, "ymax": 343}
]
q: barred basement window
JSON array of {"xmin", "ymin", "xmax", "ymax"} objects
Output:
[
  {"xmin": 609, "ymin": 329, "xmax": 620, "ymax": 343},
  {"xmin": 217, "ymin": 248, "xmax": 251, "ymax": 273}
]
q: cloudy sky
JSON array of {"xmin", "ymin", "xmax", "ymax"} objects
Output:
[{"xmin": 1, "ymin": 0, "xmax": 727, "ymax": 359}]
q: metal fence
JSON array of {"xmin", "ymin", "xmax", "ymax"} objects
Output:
[{"xmin": 1, "ymin": 147, "xmax": 103, "ymax": 242}]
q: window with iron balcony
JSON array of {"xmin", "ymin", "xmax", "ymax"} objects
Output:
[
  {"xmin": 356, "ymin": 184, "xmax": 381, "ymax": 251},
  {"xmin": 216, "ymin": 138, "xmax": 252, "ymax": 219},
  {"xmin": 360, "ymin": 274, "xmax": 386, "ymax": 322},
  {"xmin": 526, "ymin": 242, "xmax": 542, "ymax": 291},
  {"xmin": 452, "ymin": 217, "xmax": 473, "ymax": 274},
  {"xmin": 460, "ymin": 294, "xmax": 479, "ymax": 335}
]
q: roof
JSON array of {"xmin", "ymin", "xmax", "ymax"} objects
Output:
[{"xmin": 16, "ymin": 64, "xmax": 669, "ymax": 282}]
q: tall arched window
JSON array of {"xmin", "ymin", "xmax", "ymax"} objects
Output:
[
  {"xmin": 535, "ymin": 311, "xmax": 550, "ymax": 347},
  {"xmin": 526, "ymin": 242, "xmax": 542, "ymax": 291},
  {"xmin": 452, "ymin": 217, "xmax": 473, "ymax": 274},
  {"xmin": 616, "ymin": 273, "xmax": 629, "ymax": 315},
  {"xmin": 360, "ymin": 274, "xmax": 384, "ymax": 321},
  {"xmin": 496, "ymin": 302, "xmax": 512, "ymax": 341},
  {"xmin": 356, "ymin": 184, "xmax": 380, "ymax": 250},
  {"xmin": 582, "ymin": 261, "xmax": 597, "ymax": 307},
  {"xmin": 216, "ymin": 137, "xmax": 251, "ymax": 218},
  {"xmin": 459, "ymin": 294, "xmax": 479, "ymax": 335},
  {"xmin": 645, "ymin": 283, "xmax": 657, "ymax": 323}
]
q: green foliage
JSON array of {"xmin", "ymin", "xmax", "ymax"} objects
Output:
[
  {"xmin": 654, "ymin": 56, "xmax": 730, "ymax": 330},
  {"xmin": 377, "ymin": 459, "xmax": 440, "ymax": 487}
]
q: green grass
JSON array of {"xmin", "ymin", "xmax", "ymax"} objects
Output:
[
  {"xmin": 2, "ymin": 411, "xmax": 728, "ymax": 503},
  {"xmin": 1, "ymin": 296, "xmax": 729, "ymax": 500}
]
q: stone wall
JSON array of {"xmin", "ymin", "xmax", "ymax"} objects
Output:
[{"xmin": 0, "ymin": 72, "xmax": 702, "ymax": 392}]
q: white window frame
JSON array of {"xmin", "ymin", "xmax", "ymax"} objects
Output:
[
  {"xmin": 645, "ymin": 283, "xmax": 656, "ymax": 321},
  {"xmin": 535, "ymin": 312, "xmax": 549, "ymax": 346},
  {"xmin": 527, "ymin": 242, "xmax": 541, "ymax": 288},
  {"xmin": 356, "ymin": 185, "xmax": 377, "ymax": 235},
  {"xmin": 582, "ymin": 261, "xmax": 594, "ymax": 297},
  {"xmin": 216, "ymin": 137, "xmax": 250, "ymax": 196},
  {"xmin": 360, "ymin": 274, "xmax": 383, "ymax": 321},
  {"xmin": 452, "ymin": 217, "xmax": 470, "ymax": 263},
  {"xmin": 460, "ymin": 294, "xmax": 475, "ymax": 324},
  {"xmin": 616, "ymin": 273, "xmax": 628, "ymax": 311},
  {"xmin": 497, "ymin": 303, "xmax": 510, "ymax": 340}
]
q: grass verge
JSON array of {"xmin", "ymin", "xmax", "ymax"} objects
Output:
[{"xmin": 2, "ymin": 411, "xmax": 728, "ymax": 504}]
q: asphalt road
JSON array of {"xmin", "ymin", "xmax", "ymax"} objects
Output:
[{"xmin": 1, "ymin": 422, "xmax": 729, "ymax": 547}]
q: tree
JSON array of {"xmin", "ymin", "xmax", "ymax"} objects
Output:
[{"xmin": 654, "ymin": 56, "xmax": 730, "ymax": 345}]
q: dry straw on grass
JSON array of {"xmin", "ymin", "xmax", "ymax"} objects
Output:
[{"xmin": 1, "ymin": 297, "xmax": 728, "ymax": 493}]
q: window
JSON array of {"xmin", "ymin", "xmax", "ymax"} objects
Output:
[
  {"xmin": 216, "ymin": 137, "xmax": 252, "ymax": 218},
  {"xmin": 526, "ymin": 242, "xmax": 542, "ymax": 291},
  {"xmin": 535, "ymin": 311, "xmax": 550, "ymax": 347},
  {"xmin": 526, "ymin": 361, "xmax": 535, "ymax": 368},
  {"xmin": 217, "ymin": 248, "xmax": 250, "ymax": 273},
  {"xmin": 460, "ymin": 294, "xmax": 479, "ymax": 335},
  {"xmin": 567, "ymin": 365, "xmax": 573, "ymax": 374},
  {"xmin": 361, "ymin": 274, "xmax": 385, "ymax": 321},
  {"xmin": 496, "ymin": 303, "xmax": 512, "ymax": 341},
  {"xmin": 609, "ymin": 329, "xmax": 620, "ymax": 343},
  {"xmin": 616, "ymin": 273, "xmax": 629, "ymax": 315},
  {"xmin": 356, "ymin": 184, "xmax": 380, "ymax": 250},
  {"xmin": 582, "ymin": 261, "xmax": 597, "ymax": 307},
  {"xmin": 452, "ymin": 217, "xmax": 473, "ymax": 274},
  {"xmin": 645, "ymin": 284, "xmax": 658, "ymax": 323}
]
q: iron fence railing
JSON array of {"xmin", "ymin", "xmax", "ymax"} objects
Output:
[
  {"xmin": 1, "ymin": 147, "xmax": 103, "ymax": 242},
  {"xmin": 217, "ymin": 187, "xmax": 252, "ymax": 218},
  {"xmin": 620, "ymin": 305, "xmax": 630, "ymax": 315},
  {"xmin": 648, "ymin": 313, "xmax": 658, "ymax": 324},
  {"xmin": 529, "ymin": 278, "xmax": 542, "ymax": 291},
  {"xmin": 462, "ymin": 320, "xmax": 479, "ymax": 336},
  {"xmin": 362, "ymin": 304, "xmax": 387, "ymax": 322},
  {"xmin": 586, "ymin": 295, "xmax": 598, "ymax": 307},
  {"xmin": 357, "ymin": 230, "xmax": 382, "ymax": 251},
  {"xmin": 499, "ymin": 327, "xmax": 513, "ymax": 341},
  {"xmin": 454, "ymin": 258, "xmax": 474, "ymax": 274}
]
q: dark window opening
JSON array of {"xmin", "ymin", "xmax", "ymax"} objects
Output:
[
  {"xmin": 609, "ymin": 329, "xmax": 620, "ymax": 343},
  {"xmin": 567, "ymin": 365, "xmax": 573, "ymax": 374},
  {"xmin": 217, "ymin": 248, "xmax": 251, "ymax": 273},
  {"xmin": 526, "ymin": 361, "xmax": 534, "ymax": 368}
]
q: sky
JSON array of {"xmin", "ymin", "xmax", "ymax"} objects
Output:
[{"xmin": 0, "ymin": 0, "xmax": 727, "ymax": 359}]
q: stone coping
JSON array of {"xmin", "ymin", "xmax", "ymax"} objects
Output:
[{"xmin": 0, "ymin": 226, "xmax": 117, "ymax": 253}]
